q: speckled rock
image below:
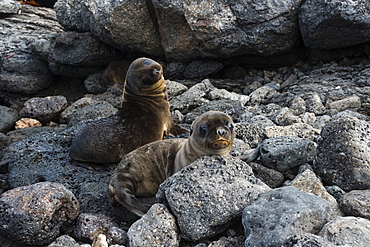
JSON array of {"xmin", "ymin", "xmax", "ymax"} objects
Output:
[
  {"xmin": 157, "ymin": 155, "xmax": 270, "ymax": 241},
  {"xmin": 243, "ymin": 186, "xmax": 332, "ymax": 247},
  {"xmin": 0, "ymin": 0, "xmax": 20, "ymax": 14},
  {"xmin": 74, "ymin": 213, "xmax": 127, "ymax": 245},
  {"xmin": 319, "ymin": 216, "xmax": 370, "ymax": 246},
  {"xmin": 0, "ymin": 105, "xmax": 19, "ymax": 133},
  {"xmin": 21, "ymin": 96, "xmax": 68, "ymax": 124},
  {"xmin": 14, "ymin": 118, "xmax": 42, "ymax": 129},
  {"xmin": 248, "ymin": 82, "xmax": 279, "ymax": 105},
  {"xmin": 183, "ymin": 60, "xmax": 224, "ymax": 79},
  {"xmin": 283, "ymin": 233, "xmax": 335, "ymax": 247},
  {"xmin": 48, "ymin": 235, "xmax": 80, "ymax": 247},
  {"xmin": 338, "ymin": 189, "xmax": 370, "ymax": 220},
  {"xmin": 264, "ymin": 123, "xmax": 321, "ymax": 141},
  {"xmin": 128, "ymin": 204, "xmax": 179, "ymax": 247},
  {"xmin": 235, "ymin": 122, "xmax": 265, "ymax": 148},
  {"xmin": 315, "ymin": 115, "xmax": 370, "ymax": 191},
  {"xmin": 260, "ymin": 135, "xmax": 317, "ymax": 172},
  {"xmin": 248, "ymin": 162, "xmax": 284, "ymax": 188},
  {"xmin": 0, "ymin": 182, "xmax": 79, "ymax": 245}
]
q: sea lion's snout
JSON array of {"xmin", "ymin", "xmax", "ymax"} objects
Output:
[{"xmin": 153, "ymin": 68, "xmax": 161, "ymax": 75}]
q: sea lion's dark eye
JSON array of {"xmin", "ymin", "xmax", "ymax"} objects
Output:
[
  {"xmin": 228, "ymin": 122, "xmax": 234, "ymax": 132},
  {"xmin": 143, "ymin": 59, "xmax": 152, "ymax": 66},
  {"xmin": 199, "ymin": 125, "xmax": 208, "ymax": 136}
]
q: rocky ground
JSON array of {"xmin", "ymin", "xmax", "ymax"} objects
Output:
[{"xmin": 1, "ymin": 1, "xmax": 370, "ymax": 247}]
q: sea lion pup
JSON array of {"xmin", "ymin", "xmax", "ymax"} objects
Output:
[
  {"xmin": 108, "ymin": 111, "xmax": 235, "ymax": 216},
  {"xmin": 69, "ymin": 57, "xmax": 187, "ymax": 164}
]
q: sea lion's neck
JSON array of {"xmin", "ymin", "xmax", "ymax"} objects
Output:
[
  {"xmin": 174, "ymin": 137, "xmax": 204, "ymax": 173},
  {"xmin": 122, "ymin": 82, "xmax": 168, "ymax": 108}
]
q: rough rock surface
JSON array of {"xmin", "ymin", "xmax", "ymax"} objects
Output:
[
  {"xmin": 0, "ymin": 105, "xmax": 19, "ymax": 133},
  {"xmin": 338, "ymin": 189, "xmax": 370, "ymax": 220},
  {"xmin": 319, "ymin": 216, "xmax": 370, "ymax": 246},
  {"xmin": 127, "ymin": 204, "xmax": 179, "ymax": 247},
  {"xmin": 157, "ymin": 155, "xmax": 270, "ymax": 241},
  {"xmin": 0, "ymin": 182, "xmax": 79, "ymax": 245},
  {"xmin": 242, "ymin": 186, "xmax": 332, "ymax": 247},
  {"xmin": 315, "ymin": 115, "xmax": 370, "ymax": 191},
  {"xmin": 283, "ymin": 233, "xmax": 335, "ymax": 247}
]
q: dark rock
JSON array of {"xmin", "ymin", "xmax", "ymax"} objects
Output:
[
  {"xmin": 157, "ymin": 155, "xmax": 270, "ymax": 241},
  {"xmin": 283, "ymin": 233, "xmax": 335, "ymax": 247},
  {"xmin": 325, "ymin": 185, "xmax": 346, "ymax": 202},
  {"xmin": 248, "ymin": 162, "xmax": 284, "ymax": 188},
  {"xmin": 6, "ymin": 126, "xmax": 55, "ymax": 144},
  {"xmin": 319, "ymin": 216, "xmax": 370, "ymax": 246},
  {"xmin": 242, "ymin": 186, "xmax": 332, "ymax": 247},
  {"xmin": 165, "ymin": 80, "xmax": 188, "ymax": 100},
  {"xmin": 315, "ymin": 115, "xmax": 370, "ymax": 191},
  {"xmin": 183, "ymin": 60, "xmax": 224, "ymax": 79},
  {"xmin": 0, "ymin": 133, "xmax": 10, "ymax": 151},
  {"xmin": 21, "ymin": 96, "xmax": 68, "ymax": 124},
  {"xmin": 127, "ymin": 204, "xmax": 179, "ymax": 247},
  {"xmin": 74, "ymin": 213, "xmax": 127, "ymax": 245},
  {"xmin": 0, "ymin": 105, "xmax": 19, "ymax": 133},
  {"xmin": 48, "ymin": 60, "xmax": 105, "ymax": 78},
  {"xmin": 0, "ymin": 182, "xmax": 79, "ymax": 245},
  {"xmin": 260, "ymin": 135, "xmax": 317, "ymax": 172},
  {"xmin": 164, "ymin": 62, "xmax": 187, "ymax": 79},
  {"xmin": 339, "ymin": 189, "xmax": 370, "ymax": 220},
  {"xmin": 84, "ymin": 71, "xmax": 106, "ymax": 94},
  {"xmin": 299, "ymin": 0, "xmax": 370, "ymax": 49}
]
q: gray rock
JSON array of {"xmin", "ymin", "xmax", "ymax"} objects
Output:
[
  {"xmin": 319, "ymin": 216, "xmax": 370, "ymax": 247},
  {"xmin": 239, "ymin": 114, "xmax": 276, "ymax": 130},
  {"xmin": 0, "ymin": 0, "xmax": 21, "ymax": 14},
  {"xmin": 264, "ymin": 123, "xmax": 321, "ymax": 141},
  {"xmin": 169, "ymin": 79, "xmax": 215, "ymax": 114},
  {"xmin": 84, "ymin": 71, "xmax": 106, "ymax": 94},
  {"xmin": 291, "ymin": 169, "xmax": 343, "ymax": 219},
  {"xmin": 183, "ymin": 60, "xmax": 224, "ymax": 79},
  {"xmin": 339, "ymin": 189, "xmax": 370, "ymax": 220},
  {"xmin": 0, "ymin": 182, "xmax": 79, "ymax": 245},
  {"xmin": 0, "ymin": 132, "xmax": 10, "ymax": 150},
  {"xmin": 325, "ymin": 185, "xmax": 346, "ymax": 202},
  {"xmin": 21, "ymin": 96, "xmax": 68, "ymax": 123},
  {"xmin": 289, "ymin": 96, "xmax": 306, "ymax": 116},
  {"xmin": 6, "ymin": 126, "xmax": 55, "ymax": 144},
  {"xmin": 164, "ymin": 62, "xmax": 187, "ymax": 79},
  {"xmin": 157, "ymin": 155, "xmax": 270, "ymax": 241},
  {"xmin": 299, "ymin": 0, "xmax": 370, "ymax": 49},
  {"xmin": 248, "ymin": 82, "xmax": 279, "ymax": 105},
  {"xmin": 283, "ymin": 233, "xmax": 335, "ymax": 247},
  {"xmin": 0, "ymin": 5, "xmax": 62, "ymax": 94},
  {"xmin": 304, "ymin": 93, "xmax": 326, "ymax": 115},
  {"xmin": 165, "ymin": 80, "xmax": 188, "ymax": 100},
  {"xmin": 260, "ymin": 135, "xmax": 317, "ymax": 172},
  {"xmin": 271, "ymin": 107, "xmax": 302, "ymax": 126},
  {"xmin": 55, "ymin": 0, "xmax": 162, "ymax": 56},
  {"xmin": 328, "ymin": 95, "xmax": 361, "ymax": 112},
  {"xmin": 48, "ymin": 235, "xmax": 80, "ymax": 247},
  {"xmin": 315, "ymin": 115, "xmax": 370, "ymax": 191},
  {"xmin": 127, "ymin": 204, "xmax": 179, "ymax": 247},
  {"xmin": 208, "ymin": 88, "xmax": 249, "ymax": 105},
  {"xmin": 0, "ymin": 105, "xmax": 19, "ymax": 133},
  {"xmin": 74, "ymin": 213, "xmax": 127, "ymax": 245},
  {"xmin": 235, "ymin": 122, "xmax": 265, "ymax": 148},
  {"xmin": 243, "ymin": 186, "xmax": 332, "ymax": 247},
  {"xmin": 248, "ymin": 162, "xmax": 284, "ymax": 188},
  {"xmin": 184, "ymin": 99, "xmax": 245, "ymax": 124}
]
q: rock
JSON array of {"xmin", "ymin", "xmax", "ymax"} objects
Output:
[
  {"xmin": 0, "ymin": 133, "xmax": 10, "ymax": 151},
  {"xmin": 183, "ymin": 60, "xmax": 224, "ymax": 79},
  {"xmin": 127, "ymin": 204, "xmax": 179, "ymax": 247},
  {"xmin": 14, "ymin": 118, "xmax": 42, "ymax": 129},
  {"xmin": 242, "ymin": 186, "xmax": 332, "ymax": 247},
  {"xmin": 21, "ymin": 96, "xmax": 68, "ymax": 124},
  {"xmin": 208, "ymin": 88, "xmax": 249, "ymax": 105},
  {"xmin": 265, "ymin": 123, "xmax": 321, "ymax": 141},
  {"xmin": 248, "ymin": 82, "xmax": 279, "ymax": 105},
  {"xmin": 184, "ymin": 99, "xmax": 245, "ymax": 124},
  {"xmin": 0, "ymin": 5, "xmax": 63, "ymax": 95},
  {"xmin": 169, "ymin": 79, "xmax": 215, "ymax": 114},
  {"xmin": 0, "ymin": 182, "xmax": 79, "ymax": 245},
  {"xmin": 0, "ymin": 105, "xmax": 19, "ymax": 133},
  {"xmin": 319, "ymin": 216, "xmax": 370, "ymax": 246},
  {"xmin": 83, "ymin": 71, "xmax": 106, "ymax": 94},
  {"xmin": 304, "ymin": 93, "xmax": 326, "ymax": 115},
  {"xmin": 328, "ymin": 95, "xmax": 361, "ymax": 112},
  {"xmin": 339, "ymin": 189, "xmax": 370, "ymax": 220},
  {"xmin": 325, "ymin": 185, "xmax": 346, "ymax": 202},
  {"xmin": 55, "ymin": 0, "xmax": 162, "ymax": 56},
  {"xmin": 239, "ymin": 114, "xmax": 276, "ymax": 130},
  {"xmin": 165, "ymin": 80, "xmax": 188, "ymax": 100},
  {"xmin": 235, "ymin": 122, "xmax": 265, "ymax": 148},
  {"xmin": 291, "ymin": 169, "xmax": 343, "ymax": 218},
  {"xmin": 315, "ymin": 115, "xmax": 370, "ymax": 191},
  {"xmin": 289, "ymin": 96, "xmax": 306, "ymax": 116},
  {"xmin": 7, "ymin": 126, "xmax": 55, "ymax": 144},
  {"xmin": 74, "ymin": 213, "xmax": 127, "ymax": 245},
  {"xmin": 283, "ymin": 233, "xmax": 335, "ymax": 247},
  {"xmin": 299, "ymin": 0, "xmax": 370, "ymax": 49},
  {"xmin": 92, "ymin": 234, "xmax": 108, "ymax": 247},
  {"xmin": 248, "ymin": 162, "xmax": 284, "ymax": 188},
  {"xmin": 157, "ymin": 155, "xmax": 270, "ymax": 241},
  {"xmin": 48, "ymin": 235, "xmax": 80, "ymax": 247},
  {"xmin": 164, "ymin": 62, "xmax": 187, "ymax": 79},
  {"xmin": 260, "ymin": 135, "xmax": 317, "ymax": 172},
  {"xmin": 0, "ymin": 0, "xmax": 21, "ymax": 14}
]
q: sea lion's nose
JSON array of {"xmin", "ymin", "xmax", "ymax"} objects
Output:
[
  {"xmin": 217, "ymin": 128, "xmax": 226, "ymax": 136},
  {"xmin": 153, "ymin": 68, "xmax": 160, "ymax": 75}
]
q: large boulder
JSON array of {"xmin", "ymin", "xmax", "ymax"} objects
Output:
[{"xmin": 299, "ymin": 0, "xmax": 370, "ymax": 49}]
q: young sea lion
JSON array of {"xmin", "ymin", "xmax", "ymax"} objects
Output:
[
  {"xmin": 69, "ymin": 57, "xmax": 187, "ymax": 164},
  {"xmin": 108, "ymin": 111, "xmax": 235, "ymax": 216}
]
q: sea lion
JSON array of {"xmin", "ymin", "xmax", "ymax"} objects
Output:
[
  {"xmin": 108, "ymin": 111, "xmax": 235, "ymax": 216},
  {"xmin": 69, "ymin": 57, "xmax": 187, "ymax": 164}
]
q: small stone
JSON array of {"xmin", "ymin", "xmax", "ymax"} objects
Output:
[{"xmin": 15, "ymin": 118, "xmax": 42, "ymax": 129}]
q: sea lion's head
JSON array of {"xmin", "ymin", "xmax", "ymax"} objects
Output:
[
  {"xmin": 124, "ymin": 57, "xmax": 164, "ymax": 95},
  {"xmin": 190, "ymin": 111, "xmax": 235, "ymax": 156}
]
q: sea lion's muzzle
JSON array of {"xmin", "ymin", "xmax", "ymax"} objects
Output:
[{"xmin": 210, "ymin": 138, "xmax": 231, "ymax": 149}]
